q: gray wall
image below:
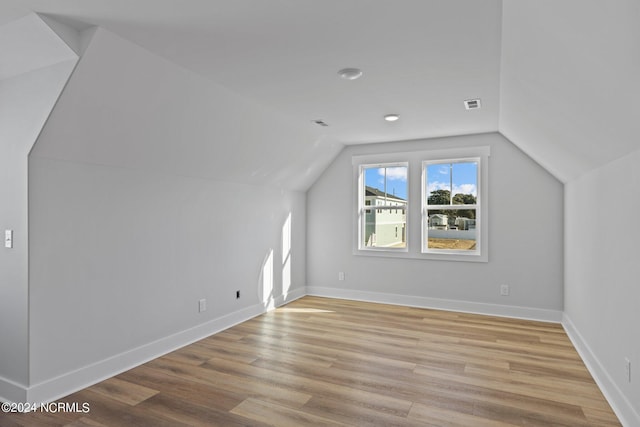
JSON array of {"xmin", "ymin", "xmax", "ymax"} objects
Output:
[
  {"xmin": 500, "ymin": 1, "xmax": 640, "ymax": 422},
  {"xmin": 565, "ymin": 149, "xmax": 640, "ymax": 422},
  {"xmin": 307, "ymin": 133, "xmax": 564, "ymax": 312},
  {"xmin": 28, "ymin": 156, "xmax": 305, "ymax": 383},
  {"xmin": 0, "ymin": 59, "xmax": 75, "ymax": 394},
  {"xmin": 27, "ymin": 27, "xmax": 307, "ymax": 389}
]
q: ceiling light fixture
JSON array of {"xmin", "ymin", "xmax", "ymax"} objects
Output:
[
  {"xmin": 384, "ymin": 114, "xmax": 400, "ymax": 122},
  {"xmin": 337, "ymin": 68, "xmax": 363, "ymax": 80}
]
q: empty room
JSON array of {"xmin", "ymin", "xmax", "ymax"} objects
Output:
[{"xmin": 1, "ymin": 1, "xmax": 638, "ymax": 426}]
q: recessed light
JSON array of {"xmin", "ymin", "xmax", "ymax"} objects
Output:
[
  {"xmin": 384, "ymin": 114, "xmax": 400, "ymax": 122},
  {"xmin": 337, "ymin": 68, "xmax": 363, "ymax": 80}
]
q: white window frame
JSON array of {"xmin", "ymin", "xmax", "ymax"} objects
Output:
[
  {"xmin": 355, "ymin": 161, "xmax": 409, "ymax": 254},
  {"xmin": 422, "ymin": 157, "xmax": 482, "ymax": 258},
  {"xmin": 353, "ymin": 146, "xmax": 489, "ymax": 262}
]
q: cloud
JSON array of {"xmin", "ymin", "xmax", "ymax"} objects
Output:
[
  {"xmin": 378, "ymin": 167, "xmax": 407, "ymax": 181},
  {"xmin": 427, "ymin": 181, "xmax": 449, "ymax": 194},
  {"xmin": 453, "ymin": 184, "xmax": 476, "ymax": 196},
  {"xmin": 427, "ymin": 181, "xmax": 477, "ymax": 197}
]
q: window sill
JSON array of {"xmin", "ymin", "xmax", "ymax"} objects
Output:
[{"xmin": 353, "ymin": 248, "xmax": 488, "ymax": 263}]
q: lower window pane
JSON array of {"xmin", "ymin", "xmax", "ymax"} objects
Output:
[
  {"xmin": 426, "ymin": 209, "xmax": 476, "ymax": 251},
  {"xmin": 364, "ymin": 209, "xmax": 406, "ymax": 248}
]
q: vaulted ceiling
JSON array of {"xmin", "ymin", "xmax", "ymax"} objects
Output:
[{"xmin": 2, "ymin": 0, "xmax": 639, "ymax": 186}]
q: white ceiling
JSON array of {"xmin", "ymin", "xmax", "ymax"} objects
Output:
[
  {"xmin": 500, "ymin": 0, "xmax": 640, "ymax": 183},
  {"xmin": 0, "ymin": 13, "xmax": 76, "ymax": 80},
  {"xmin": 2, "ymin": 1, "xmax": 639, "ymax": 184},
  {"xmin": 1, "ymin": 0, "xmax": 501, "ymax": 144}
]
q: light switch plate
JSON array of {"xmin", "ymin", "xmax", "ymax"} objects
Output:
[{"xmin": 4, "ymin": 230, "xmax": 12, "ymax": 248}]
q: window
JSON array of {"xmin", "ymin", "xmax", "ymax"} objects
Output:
[
  {"xmin": 353, "ymin": 146, "xmax": 488, "ymax": 261},
  {"xmin": 357, "ymin": 163, "xmax": 408, "ymax": 250},
  {"xmin": 423, "ymin": 159, "xmax": 480, "ymax": 255}
]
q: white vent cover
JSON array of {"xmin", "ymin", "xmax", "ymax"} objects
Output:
[{"xmin": 464, "ymin": 99, "xmax": 481, "ymax": 110}]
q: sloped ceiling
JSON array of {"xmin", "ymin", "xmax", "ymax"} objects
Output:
[
  {"xmin": 29, "ymin": 26, "xmax": 341, "ymax": 190},
  {"xmin": 1, "ymin": 1, "xmax": 638, "ymax": 185},
  {"xmin": 500, "ymin": 0, "xmax": 640, "ymax": 183},
  {"xmin": 1, "ymin": 0, "xmax": 502, "ymax": 144},
  {"xmin": 0, "ymin": 13, "xmax": 76, "ymax": 81}
]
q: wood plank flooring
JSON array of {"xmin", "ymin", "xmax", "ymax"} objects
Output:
[{"xmin": 1, "ymin": 296, "xmax": 621, "ymax": 426}]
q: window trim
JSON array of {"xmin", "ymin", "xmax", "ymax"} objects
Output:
[
  {"xmin": 352, "ymin": 146, "xmax": 489, "ymax": 262},
  {"xmin": 422, "ymin": 157, "xmax": 481, "ymax": 257},
  {"xmin": 356, "ymin": 161, "xmax": 409, "ymax": 253}
]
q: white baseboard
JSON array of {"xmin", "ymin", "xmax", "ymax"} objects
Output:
[
  {"xmin": 18, "ymin": 283, "xmax": 640, "ymax": 427},
  {"xmin": 562, "ymin": 314, "xmax": 640, "ymax": 427},
  {"xmin": 20, "ymin": 288, "xmax": 306, "ymax": 406},
  {"xmin": 306, "ymin": 286, "xmax": 563, "ymax": 323},
  {"xmin": 0, "ymin": 376, "xmax": 27, "ymax": 404}
]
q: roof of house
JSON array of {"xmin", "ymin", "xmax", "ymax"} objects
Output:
[{"xmin": 365, "ymin": 186, "xmax": 406, "ymax": 202}]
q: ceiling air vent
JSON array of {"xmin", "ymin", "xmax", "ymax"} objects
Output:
[
  {"xmin": 312, "ymin": 119, "xmax": 329, "ymax": 127},
  {"xmin": 464, "ymin": 99, "xmax": 481, "ymax": 110}
]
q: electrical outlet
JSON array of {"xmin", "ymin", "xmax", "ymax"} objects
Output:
[
  {"xmin": 500, "ymin": 284, "xmax": 510, "ymax": 296},
  {"xmin": 338, "ymin": 272, "xmax": 345, "ymax": 281},
  {"xmin": 625, "ymin": 358, "xmax": 631, "ymax": 383},
  {"xmin": 4, "ymin": 230, "xmax": 12, "ymax": 248},
  {"xmin": 236, "ymin": 290, "xmax": 241, "ymax": 299},
  {"xmin": 198, "ymin": 299, "xmax": 206, "ymax": 313}
]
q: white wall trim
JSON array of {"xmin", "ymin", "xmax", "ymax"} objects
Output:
[
  {"xmin": 351, "ymin": 145, "xmax": 491, "ymax": 263},
  {"xmin": 17, "ymin": 283, "xmax": 640, "ymax": 427},
  {"xmin": 306, "ymin": 286, "xmax": 562, "ymax": 323},
  {"xmin": 562, "ymin": 314, "xmax": 640, "ymax": 427},
  {"xmin": 0, "ymin": 376, "xmax": 27, "ymax": 404},
  {"xmin": 20, "ymin": 288, "xmax": 303, "ymax": 406},
  {"xmin": 25, "ymin": 302, "xmax": 262, "ymax": 403}
]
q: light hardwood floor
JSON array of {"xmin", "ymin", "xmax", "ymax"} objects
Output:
[{"xmin": 1, "ymin": 296, "xmax": 621, "ymax": 426}]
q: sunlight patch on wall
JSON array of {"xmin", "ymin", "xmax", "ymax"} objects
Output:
[
  {"xmin": 282, "ymin": 213, "xmax": 292, "ymax": 296},
  {"xmin": 261, "ymin": 249, "xmax": 274, "ymax": 310}
]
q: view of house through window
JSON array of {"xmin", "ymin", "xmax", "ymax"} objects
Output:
[
  {"xmin": 354, "ymin": 147, "xmax": 488, "ymax": 261},
  {"xmin": 424, "ymin": 160, "xmax": 479, "ymax": 252},
  {"xmin": 361, "ymin": 164, "xmax": 407, "ymax": 249}
]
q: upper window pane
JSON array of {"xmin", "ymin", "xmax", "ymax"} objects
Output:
[
  {"xmin": 364, "ymin": 166, "xmax": 408, "ymax": 200},
  {"xmin": 426, "ymin": 161, "xmax": 477, "ymax": 206}
]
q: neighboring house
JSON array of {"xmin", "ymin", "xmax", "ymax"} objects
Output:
[
  {"xmin": 428, "ymin": 214, "xmax": 476, "ymax": 230},
  {"xmin": 454, "ymin": 217, "xmax": 475, "ymax": 230},
  {"xmin": 429, "ymin": 214, "xmax": 449, "ymax": 229},
  {"xmin": 364, "ymin": 186, "xmax": 407, "ymax": 247},
  {"xmin": 428, "ymin": 213, "xmax": 477, "ymax": 244}
]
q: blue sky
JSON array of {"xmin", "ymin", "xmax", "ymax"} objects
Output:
[
  {"xmin": 426, "ymin": 162, "xmax": 477, "ymax": 197},
  {"xmin": 364, "ymin": 162, "xmax": 477, "ymax": 201},
  {"xmin": 364, "ymin": 167, "xmax": 407, "ymax": 200}
]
